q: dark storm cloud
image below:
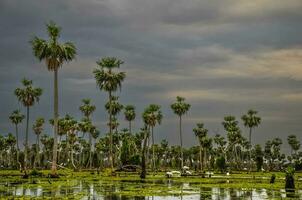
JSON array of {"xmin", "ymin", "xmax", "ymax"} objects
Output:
[{"xmin": 1, "ymin": 0, "xmax": 302, "ymax": 153}]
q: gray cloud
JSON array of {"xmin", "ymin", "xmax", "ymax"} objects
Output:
[{"xmin": 1, "ymin": 0, "xmax": 302, "ymax": 153}]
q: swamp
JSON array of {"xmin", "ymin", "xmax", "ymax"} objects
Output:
[
  {"xmin": 0, "ymin": 170, "xmax": 301, "ymax": 199},
  {"xmin": 1, "ymin": 1, "xmax": 302, "ymax": 199}
]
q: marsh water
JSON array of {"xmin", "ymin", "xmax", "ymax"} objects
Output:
[{"xmin": 0, "ymin": 178, "xmax": 301, "ymax": 199}]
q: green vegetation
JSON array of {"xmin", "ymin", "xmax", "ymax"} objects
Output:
[{"xmin": 0, "ymin": 170, "xmax": 301, "ymax": 198}]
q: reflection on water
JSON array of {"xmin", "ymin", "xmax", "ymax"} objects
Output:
[{"xmin": 0, "ymin": 179, "xmax": 301, "ymax": 199}]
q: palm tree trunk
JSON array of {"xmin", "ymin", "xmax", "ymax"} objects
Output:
[
  {"xmin": 34, "ymin": 135, "xmax": 40, "ymax": 169},
  {"xmin": 199, "ymin": 145, "xmax": 202, "ymax": 172},
  {"xmin": 37, "ymin": 135, "xmax": 40, "ymax": 167},
  {"xmin": 58, "ymin": 135, "xmax": 61, "ymax": 166},
  {"xmin": 129, "ymin": 121, "xmax": 132, "ymax": 134},
  {"xmin": 24, "ymin": 106, "xmax": 29, "ymax": 173},
  {"xmin": 249, "ymin": 128, "xmax": 252, "ymax": 172},
  {"xmin": 179, "ymin": 115, "xmax": 183, "ymax": 169},
  {"xmin": 140, "ymin": 128, "xmax": 149, "ymax": 179},
  {"xmin": 52, "ymin": 69, "xmax": 59, "ymax": 176},
  {"xmin": 146, "ymin": 131, "xmax": 150, "ymax": 168},
  {"xmin": 204, "ymin": 148, "xmax": 207, "ymax": 170},
  {"xmin": 15, "ymin": 124, "xmax": 21, "ymax": 170},
  {"xmin": 89, "ymin": 133, "xmax": 92, "ymax": 169},
  {"xmin": 71, "ymin": 147, "xmax": 76, "ymax": 170},
  {"xmin": 109, "ymin": 91, "xmax": 113, "ymax": 170},
  {"xmin": 151, "ymin": 126, "xmax": 155, "ymax": 174}
]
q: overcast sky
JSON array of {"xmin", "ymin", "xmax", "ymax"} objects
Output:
[{"xmin": 1, "ymin": 0, "xmax": 302, "ymax": 153}]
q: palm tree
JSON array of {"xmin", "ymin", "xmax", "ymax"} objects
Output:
[
  {"xmin": 170, "ymin": 96, "xmax": 190, "ymax": 169},
  {"xmin": 79, "ymin": 99, "xmax": 96, "ymax": 168},
  {"xmin": 32, "ymin": 117, "xmax": 45, "ymax": 168},
  {"xmin": 287, "ymin": 135, "xmax": 300, "ymax": 160},
  {"xmin": 105, "ymin": 96, "xmax": 123, "ymax": 134},
  {"xmin": 222, "ymin": 116, "xmax": 242, "ymax": 167},
  {"xmin": 5, "ymin": 133, "xmax": 16, "ymax": 168},
  {"xmin": 14, "ymin": 79, "xmax": 42, "ymax": 173},
  {"xmin": 193, "ymin": 123, "xmax": 208, "ymax": 171},
  {"xmin": 89, "ymin": 125, "xmax": 100, "ymax": 168},
  {"xmin": 124, "ymin": 105, "xmax": 136, "ymax": 134},
  {"xmin": 241, "ymin": 110, "xmax": 261, "ymax": 171},
  {"xmin": 61, "ymin": 115, "xmax": 78, "ymax": 169},
  {"xmin": 79, "ymin": 99, "xmax": 96, "ymax": 121},
  {"xmin": 142, "ymin": 104, "xmax": 163, "ymax": 173},
  {"xmin": 31, "ymin": 22, "xmax": 77, "ymax": 176},
  {"xmin": 9, "ymin": 110, "xmax": 25, "ymax": 169},
  {"xmin": 93, "ymin": 57, "xmax": 126, "ymax": 170}
]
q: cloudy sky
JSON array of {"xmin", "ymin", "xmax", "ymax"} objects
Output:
[{"xmin": 1, "ymin": 0, "xmax": 302, "ymax": 152}]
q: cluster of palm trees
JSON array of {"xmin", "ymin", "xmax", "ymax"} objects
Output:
[{"xmin": 2, "ymin": 22, "xmax": 302, "ymax": 177}]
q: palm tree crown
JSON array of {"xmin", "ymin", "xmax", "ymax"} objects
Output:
[
  {"xmin": 79, "ymin": 99, "xmax": 96, "ymax": 119},
  {"xmin": 14, "ymin": 79, "xmax": 43, "ymax": 107},
  {"xmin": 9, "ymin": 110, "xmax": 25, "ymax": 125},
  {"xmin": 105, "ymin": 96, "xmax": 123, "ymax": 116},
  {"xmin": 193, "ymin": 123, "xmax": 208, "ymax": 142},
  {"xmin": 33, "ymin": 118, "xmax": 45, "ymax": 136},
  {"xmin": 222, "ymin": 116, "xmax": 242, "ymax": 143},
  {"xmin": 241, "ymin": 110, "xmax": 261, "ymax": 129},
  {"xmin": 93, "ymin": 57, "xmax": 126, "ymax": 92},
  {"xmin": 124, "ymin": 105, "xmax": 136, "ymax": 122},
  {"xmin": 30, "ymin": 21, "xmax": 76, "ymax": 71},
  {"xmin": 142, "ymin": 104, "xmax": 163, "ymax": 127},
  {"xmin": 170, "ymin": 96, "xmax": 190, "ymax": 116}
]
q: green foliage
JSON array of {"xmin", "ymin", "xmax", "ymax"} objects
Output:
[
  {"xmin": 170, "ymin": 96, "xmax": 190, "ymax": 116},
  {"xmin": 9, "ymin": 110, "xmax": 25, "ymax": 125},
  {"xmin": 14, "ymin": 79, "xmax": 43, "ymax": 107},
  {"xmin": 79, "ymin": 99, "xmax": 96, "ymax": 119},
  {"xmin": 142, "ymin": 104, "xmax": 163, "ymax": 127},
  {"xmin": 30, "ymin": 21, "xmax": 77, "ymax": 71},
  {"xmin": 124, "ymin": 105, "xmax": 136, "ymax": 122},
  {"xmin": 93, "ymin": 57, "xmax": 126, "ymax": 93},
  {"xmin": 105, "ymin": 96, "xmax": 123, "ymax": 116},
  {"xmin": 285, "ymin": 166, "xmax": 295, "ymax": 190},
  {"xmin": 129, "ymin": 154, "xmax": 140, "ymax": 165},
  {"xmin": 270, "ymin": 174, "xmax": 276, "ymax": 183},
  {"xmin": 241, "ymin": 110, "xmax": 261, "ymax": 129},
  {"xmin": 216, "ymin": 156, "xmax": 226, "ymax": 172},
  {"xmin": 120, "ymin": 139, "xmax": 130, "ymax": 165},
  {"xmin": 253, "ymin": 144, "xmax": 264, "ymax": 171},
  {"xmin": 29, "ymin": 169, "xmax": 43, "ymax": 177}
]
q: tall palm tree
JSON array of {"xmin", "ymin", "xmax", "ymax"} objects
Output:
[
  {"xmin": 170, "ymin": 96, "xmax": 190, "ymax": 169},
  {"xmin": 9, "ymin": 110, "xmax": 25, "ymax": 169},
  {"xmin": 79, "ymin": 98, "xmax": 96, "ymax": 168},
  {"xmin": 31, "ymin": 22, "xmax": 76, "ymax": 176},
  {"xmin": 142, "ymin": 104, "xmax": 163, "ymax": 173},
  {"xmin": 32, "ymin": 117, "xmax": 45, "ymax": 168},
  {"xmin": 105, "ymin": 96, "xmax": 123, "ymax": 133},
  {"xmin": 241, "ymin": 110, "xmax": 261, "ymax": 171},
  {"xmin": 124, "ymin": 105, "xmax": 136, "ymax": 134},
  {"xmin": 93, "ymin": 57, "xmax": 126, "ymax": 170},
  {"xmin": 193, "ymin": 123, "xmax": 208, "ymax": 171},
  {"xmin": 14, "ymin": 79, "xmax": 42, "ymax": 173}
]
